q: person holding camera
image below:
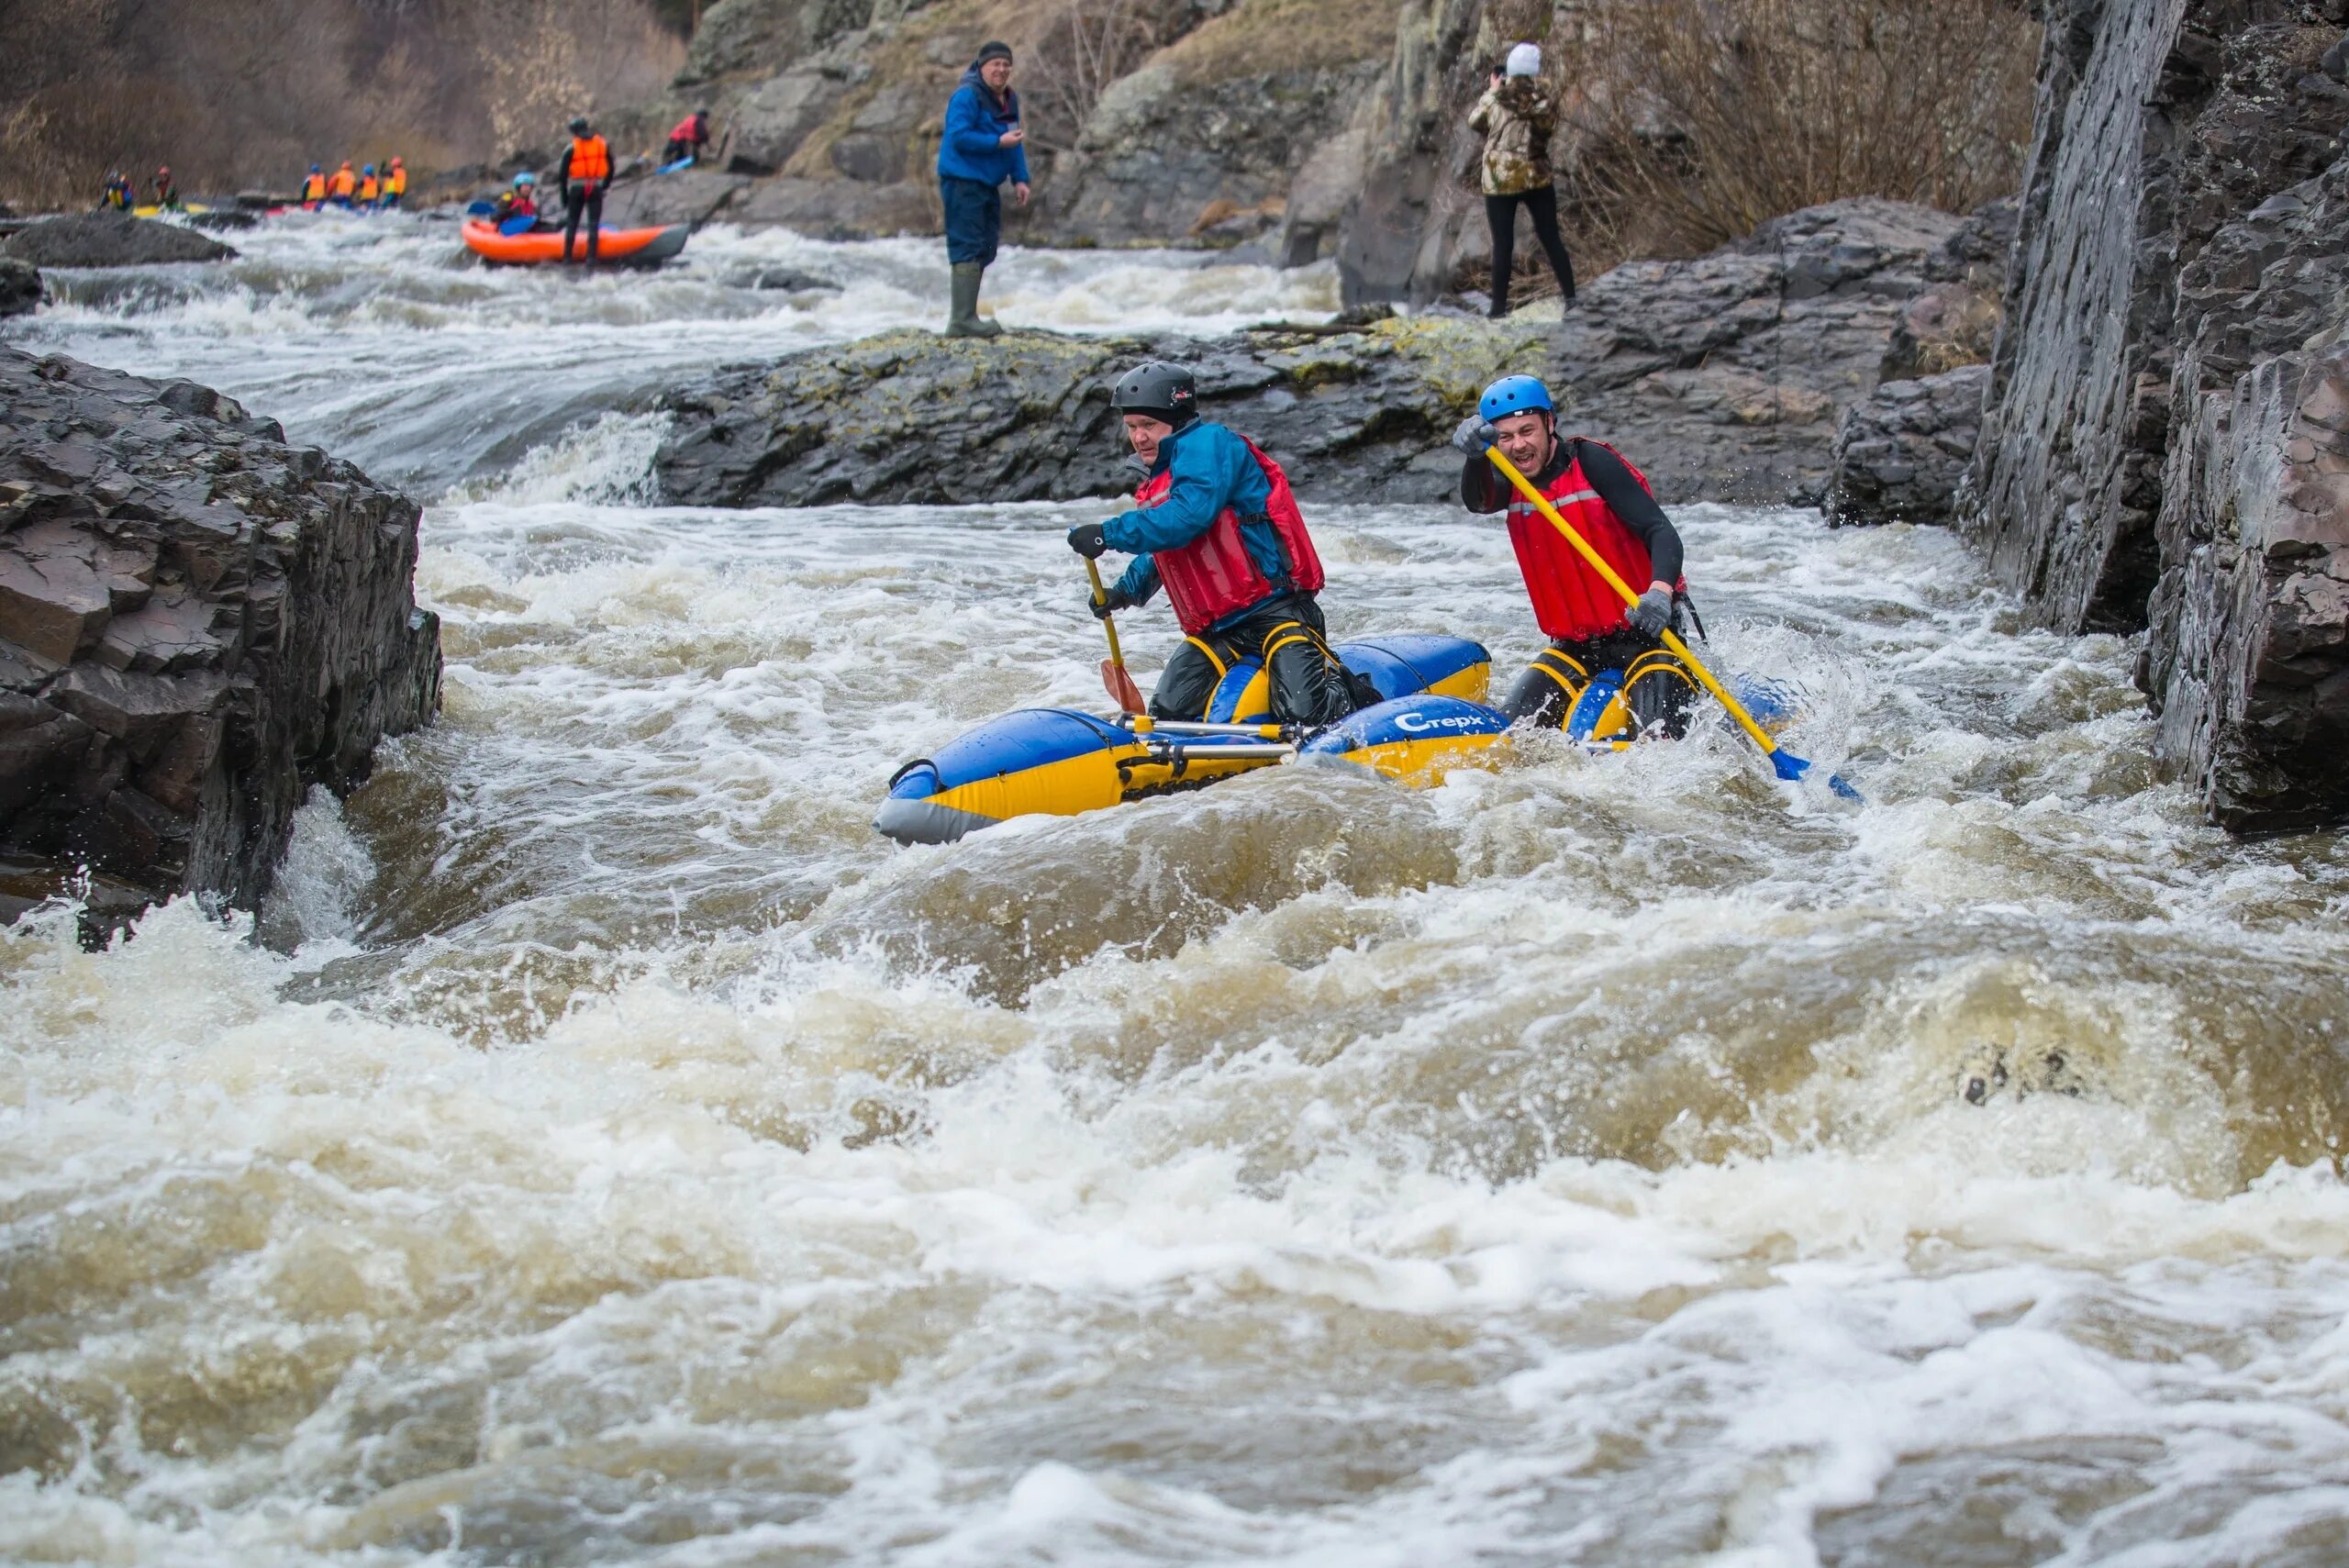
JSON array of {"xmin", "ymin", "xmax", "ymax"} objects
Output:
[{"xmin": 1468, "ymin": 42, "xmax": 1576, "ymax": 318}]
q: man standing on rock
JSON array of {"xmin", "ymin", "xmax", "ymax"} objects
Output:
[
  {"xmin": 560, "ymin": 116, "xmax": 613, "ymax": 264},
  {"xmin": 1069, "ymin": 362, "xmax": 1359, "ymax": 729},
  {"xmin": 936, "ymin": 40, "xmax": 1030, "ymax": 339},
  {"xmin": 1453, "ymin": 374, "xmax": 1695, "ymax": 735}
]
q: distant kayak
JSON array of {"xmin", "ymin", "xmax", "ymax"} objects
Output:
[
  {"xmin": 460, "ymin": 218, "xmax": 688, "ymax": 267},
  {"xmin": 132, "ymin": 204, "xmax": 209, "ymax": 217}
]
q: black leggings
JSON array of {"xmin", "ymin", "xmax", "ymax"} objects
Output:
[
  {"xmin": 562, "ymin": 184, "xmax": 605, "ymax": 261},
  {"xmin": 1151, "ymin": 594, "xmax": 1358, "ymax": 729},
  {"xmin": 1485, "ymin": 185, "xmax": 1575, "ymax": 316}
]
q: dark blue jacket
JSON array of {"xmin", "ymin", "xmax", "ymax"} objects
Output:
[
  {"xmin": 1107, "ymin": 421, "xmax": 1294, "ymax": 629},
  {"xmin": 937, "ymin": 68, "xmax": 1032, "ymax": 186}
]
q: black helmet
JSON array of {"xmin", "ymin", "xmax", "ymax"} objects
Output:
[
  {"xmin": 1111, "ymin": 361, "xmax": 1197, "ymax": 428},
  {"xmin": 569, "ymin": 117, "xmax": 591, "ymax": 135}
]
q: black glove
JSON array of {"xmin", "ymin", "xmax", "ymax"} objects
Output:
[
  {"xmin": 1452, "ymin": 415, "xmax": 1499, "ymax": 456},
  {"xmin": 1625, "ymin": 584, "xmax": 1674, "ymax": 639},
  {"xmin": 1067, "ymin": 522, "xmax": 1108, "ymax": 559},
  {"xmin": 1089, "ymin": 584, "xmax": 1133, "ymax": 619}
]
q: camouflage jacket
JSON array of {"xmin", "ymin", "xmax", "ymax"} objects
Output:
[{"xmin": 1469, "ymin": 77, "xmax": 1558, "ymax": 196}]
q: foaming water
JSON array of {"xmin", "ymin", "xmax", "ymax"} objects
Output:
[
  {"xmin": 3, "ymin": 212, "xmax": 1338, "ymax": 492},
  {"xmin": 6, "ymin": 221, "xmax": 2349, "ymax": 1564}
]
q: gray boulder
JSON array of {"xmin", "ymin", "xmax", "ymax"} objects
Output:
[
  {"xmin": 1044, "ymin": 57, "xmax": 1386, "ymax": 248},
  {"xmin": 0, "ymin": 258, "xmax": 37, "ymax": 317},
  {"xmin": 0, "ymin": 350, "xmax": 440, "ymax": 919},
  {"xmin": 599, "ymin": 171, "xmax": 751, "ymax": 229},
  {"xmin": 1823, "ymin": 366, "xmax": 1990, "ymax": 527},
  {"xmin": 1, "ymin": 212, "xmax": 236, "ymax": 269},
  {"xmin": 654, "ymin": 195, "xmax": 1983, "ymax": 510},
  {"xmin": 652, "ymin": 320, "xmax": 1547, "ymax": 508}
]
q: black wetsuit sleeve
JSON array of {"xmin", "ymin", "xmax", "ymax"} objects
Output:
[
  {"xmin": 1574, "ymin": 440, "xmax": 1683, "ymax": 584},
  {"xmin": 557, "ymin": 146, "xmax": 573, "ymax": 184},
  {"xmin": 1460, "ymin": 455, "xmax": 1508, "ymax": 513}
]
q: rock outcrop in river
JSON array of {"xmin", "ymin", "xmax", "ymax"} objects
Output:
[
  {"xmin": 0, "ymin": 350, "xmax": 440, "ymax": 922},
  {"xmin": 0, "ymin": 258, "xmax": 37, "ymax": 317},
  {"xmin": 1, "ymin": 212, "xmax": 237, "ymax": 269},
  {"xmin": 1964, "ymin": 0, "xmax": 2349, "ymax": 832},
  {"xmin": 656, "ymin": 196, "xmax": 1988, "ymax": 510}
]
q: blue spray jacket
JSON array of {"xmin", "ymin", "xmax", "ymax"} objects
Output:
[
  {"xmin": 1105, "ymin": 421, "xmax": 1295, "ymax": 631},
  {"xmin": 937, "ymin": 68, "xmax": 1032, "ymax": 187}
]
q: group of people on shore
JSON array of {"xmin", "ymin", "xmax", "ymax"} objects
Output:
[{"xmin": 299, "ymin": 159, "xmax": 407, "ymax": 211}]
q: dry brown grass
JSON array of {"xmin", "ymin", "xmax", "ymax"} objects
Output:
[
  {"xmin": 1157, "ymin": 0, "xmax": 1397, "ymax": 87},
  {"xmin": 0, "ymin": 0, "xmax": 681, "ymax": 208},
  {"xmin": 1551, "ymin": 0, "xmax": 2039, "ymax": 268}
]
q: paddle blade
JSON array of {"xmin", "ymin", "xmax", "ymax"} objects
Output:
[
  {"xmin": 1768, "ymin": 746, "xmax": 1865, "ymax": 801},
  {"xmin": 1102, "ymin": 659, "xmax": 1145, "ymax": 716}
]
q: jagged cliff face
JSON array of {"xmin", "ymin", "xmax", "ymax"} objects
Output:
[{"xmin": 1965, "ymin": 0, "xmax": 2349, "ymax": 831}]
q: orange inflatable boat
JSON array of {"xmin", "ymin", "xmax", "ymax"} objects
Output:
[{"xmin": 461, "ymin": 218, "xmax": 689, "ymax": 266}]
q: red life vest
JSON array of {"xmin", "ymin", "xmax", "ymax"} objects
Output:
[
  {"xmin": 1504, "ymin": 438, "xmax": 1683, "ymax": 643},
  {"xmin": 1130, "ymin": 434, "xmax": 1325, "ymax": 635}
]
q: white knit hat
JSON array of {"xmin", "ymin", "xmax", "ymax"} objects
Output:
[{"xmin": 1506, "ymin": 42, "xmax": 1542, "ymax": 76}]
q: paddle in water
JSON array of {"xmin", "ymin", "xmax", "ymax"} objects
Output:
[
  {"xmin": 1481, "ymin": 445, "xmax": 1862, "ymax": 801},
  {"xmin": 1085, "ymin": 558, "xmax": 1146, "ymax": 715}
]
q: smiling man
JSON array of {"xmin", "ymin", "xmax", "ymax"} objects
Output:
[
  {"xmin": 1067, "ymin": 362, "xmax": 1360, "ymax": 728},
  {"xmin": 1454, "ymin": 374, "xmax": 1696, "ymax": 734}
]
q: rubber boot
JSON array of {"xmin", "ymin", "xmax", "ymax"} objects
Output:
[{"xmin": 945, "ymin": 262, "xmax": 1001, "ymax": 339}]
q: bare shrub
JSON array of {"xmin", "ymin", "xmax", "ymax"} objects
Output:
[
  {"xmin": 1023, "ymin": 0, "xmax": 1170, "ymax": 153},
  {"xmin": 1554, "ymin": 0, "xmax": 2040, "ymax": 267}
]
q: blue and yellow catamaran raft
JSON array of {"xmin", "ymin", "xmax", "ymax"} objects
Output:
[
  {"xmin": 875, "ymin": 635, "xmax": 1502, "ymax": 844},
  {"xmin": 873, "ymin": 634, "xmax": 1802, "ymax": 845}
]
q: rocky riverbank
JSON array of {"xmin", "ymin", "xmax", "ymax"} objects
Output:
[
  {"xmin": 1962, "ymin": 0, "xmax": 2349, "ymax": 833},
  {"xmin": 0, "ymin": 350, "xmax": 440, "ymax": 925},
  {"xmin": 656, "ymin": 195, "xmax": 2006, "ymax": 509}
]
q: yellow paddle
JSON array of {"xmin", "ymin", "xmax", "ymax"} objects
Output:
[
  {"xmin": 1085, "ymin": 558, "xmax": 1146, "ymax": 715},
  {"xmin": 1482, "ymin": 445, "xmax": 1859, "ymax": 798}
]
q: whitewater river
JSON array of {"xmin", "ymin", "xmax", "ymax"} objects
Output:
[{"xmin": 5, "ymin": 212, "xmax": 2349, "ymax": 1567}]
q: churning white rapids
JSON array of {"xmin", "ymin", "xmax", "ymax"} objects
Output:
[{"xmin": 5, "ymin": 211, "xmax": 2349, "ymax": 1568}]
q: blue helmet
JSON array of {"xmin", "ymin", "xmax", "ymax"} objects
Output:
[
  {"xmin": 310, "ymin": 163, "xmax": 322, "ymax": 172},
  {"xmin": 1478, "ymin": 374, "xmax": 1554, "ymax": 422}
]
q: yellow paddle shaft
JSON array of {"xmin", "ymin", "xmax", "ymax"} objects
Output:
[
  {"xmin": 1485, "ymin": 446, "xmax": 1785, "ymax": 760},
  {"xmin": 1085, "ymin": 557, "xmax": 1126, "ymax": 668}
]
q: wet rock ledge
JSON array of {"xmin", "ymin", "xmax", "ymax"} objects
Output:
[
  {"xmin": 656, "ymin": 197, "xmax": 2009, "ymax": 510},
  {"xmin": 0, "ymin": 350, "xmax": 441, "ymax": 923}
]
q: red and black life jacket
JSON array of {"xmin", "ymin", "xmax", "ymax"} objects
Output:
[
  {"xmin": 1131, "ymin": 434, "xmax": 1324, "ymax": 635},
  {"xmin": 1504, "ymin": 438, "xmax": 1684, "ymax": 643},
  {"xmin": 669, "ymin": 114, "xmax": 706, "ymax": 145}
]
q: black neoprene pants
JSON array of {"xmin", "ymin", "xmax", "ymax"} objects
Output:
[
  {"xmin": 1150, "ymin": 593, "xmax": 1357, "ymax": 729},
  {"xmin": 562, "ymin": 184, "xmax": 605, "ymax": 261},
  {"xmin": 1501, "ymin": 624, "xmax": 1692, "ymax": 738},
  {"xmin": 1485, "ymin": 185, "xmax": 1576, "ymax": 315}
]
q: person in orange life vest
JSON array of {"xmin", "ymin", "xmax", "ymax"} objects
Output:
[
  {"xmin": 559, "ymin": 116, "xmax": 612, "ymax": 262},
  {"xmin": 358, "ymin": 164, "xmax": 380, "ymax": 207},
  {"xmin": 1068, "ymin": 362, "xmax": 1361, "ymax": 729},
  {"xmin": 381, "ymin": 157, "xmax": 406, "ymax": 208},
  {"xmin": 301, "ymin": 164, "xmax": 328, "ymax": 208},
  {"xmin": 1453, "ymin": 374, "xmax": 1697, "ymax": 736},
  {"xmin": 664, "ymin": 107, "xmax": 710, "ymax": 166},
  {"xmin": 492, "ymin": 171, "xmax": 540, "ymax": 227},
  {"xmin": 328, "ymin": 161, "xmax": 357, "ymax": 207}
]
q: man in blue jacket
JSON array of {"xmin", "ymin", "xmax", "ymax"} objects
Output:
[
  {"xmin": 1068, "ymin": 363, "xmax": 1361, "ymax": 728},
  {"xmin": 937, "ymin": 40, "xmax": 1030, "ymax": 338}
]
